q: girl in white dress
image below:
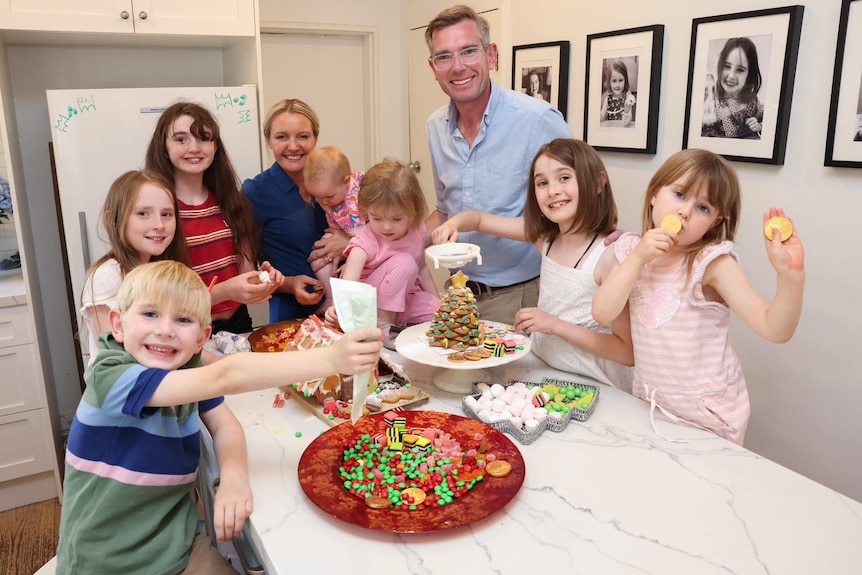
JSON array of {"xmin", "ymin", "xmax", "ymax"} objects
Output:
[
  {"xmin": 80, "ymin": 170, "xmax": 190, "ymax": 367},
  {"xmin": 432, "ymin": 139, "xmax": 633, "ymax": 390}
]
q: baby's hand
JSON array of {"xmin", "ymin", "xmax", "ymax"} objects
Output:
[
  {"xmin": 432, "ymin": 224, "xmax": 459, "ymax": 245},
  {"xmin": 635, "ymin": 227, "xmax": 676, "ymax": 264},
  {"xmin": 331, "ymin": 327, "xmax": 383, "ymax": 374},
  {"xmin": 212, "ymin": 479, "xmax": 252, "ymax": 543},
  {"xmin": 323, "ymin": 305, "xmax": 339, "ymax": 329}
]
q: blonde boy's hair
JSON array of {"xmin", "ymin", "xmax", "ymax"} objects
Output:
[
  {"xmin": 357, "ymin": 158, "xmax": 427, "ymax": 229},
  {"xmin": 304, "ymin": 146, "xmax": 351, "ymax": 184},
  {"xmin": 117, "ymin": 261, "xmax": 211, "ymax": 328}
]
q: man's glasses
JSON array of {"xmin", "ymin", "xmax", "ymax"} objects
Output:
[{"xmin": 428, "ymin": 46, "xmax": 486, "ymax": 71}]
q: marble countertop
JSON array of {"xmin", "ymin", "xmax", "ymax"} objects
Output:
[{"xmin": 222, "ymin": 350, "xmax": 862, "ymax": 574}]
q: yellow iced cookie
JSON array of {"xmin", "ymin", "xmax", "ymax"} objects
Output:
[
  {"xmin": 764, "ymin": 216, "xmax": 793, "ymax": 242},
  {"xmin": 660, "ymin": 214, "xmax": 682, "ymax": 233}
]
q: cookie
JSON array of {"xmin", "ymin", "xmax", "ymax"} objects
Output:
[
  {"xmin": 486, "ymin": 460, "xmax": 512, "ymax": 478},
  {"xmin": 660, "ymin": 214, "xmax": 682, "ymax": 233},
  {"xmin": 447, "ymin": 352, "xmax": 467, "ymax": 363},
  {"xmin": 764, "ymin": 216, "xmax": 793, "ymax": 242},
  {"xmin": 463, "ymin": 350, "xmax": 483, "ymax": 361}
]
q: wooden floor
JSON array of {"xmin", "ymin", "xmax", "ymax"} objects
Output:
[{"xmin": 0, "ymin": 498, "xmax": 60, "ymax": 575}]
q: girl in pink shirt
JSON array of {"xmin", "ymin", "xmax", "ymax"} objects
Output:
[
  {"xmin": 325, "ymin": 159, "xmax": 440, "ymax": 348},
  {"xmin": 592, "ymin": 149, "xmax": 805, "ymax": 444}
]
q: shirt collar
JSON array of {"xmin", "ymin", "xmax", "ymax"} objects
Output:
[{"xmin": 445, "ymin": 79, "xmax": 500, "ymax": 135}]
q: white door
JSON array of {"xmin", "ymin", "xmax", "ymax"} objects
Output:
[
  {"xmin": 253, "ymin": 31, "xmax": 373, "ymax": 327},
  {"xmin": 408, "ymin": 9, "xmax": 500, "ymax": 287},
  {"xmin": 260, "ymin": 32, "xmax": 371, "ymax": 171}
]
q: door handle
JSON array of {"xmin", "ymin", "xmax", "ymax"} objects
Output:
[{"xmin": 408, "ymin": 161, "xmax": 421, "ymax": 173}]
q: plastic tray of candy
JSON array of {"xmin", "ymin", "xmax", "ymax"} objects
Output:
[{"xmin": 460, "ymin": 378, "xmax": 600, "ymax": 445}]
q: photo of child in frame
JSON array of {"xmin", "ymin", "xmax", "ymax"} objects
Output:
[
  {"xmin": 521, "ymin": 66, "xmax": 551, "ymax": 103},
  {"xmin": 701, "ymin": 35, "xmax": 772, "ymax": 139},
  {"xmin": 598, "ymin": 56, "xmax": 638, "ymax": 128}
]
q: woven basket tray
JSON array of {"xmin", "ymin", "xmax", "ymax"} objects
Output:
[{"xmin": 461, "ymin": 378, "xmax": 600, "ymax": 445}]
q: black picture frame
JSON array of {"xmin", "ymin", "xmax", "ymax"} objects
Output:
[
  {"xmin": 584, "ymin": 24, "xmax": 664, "ymax": 154},
  {"xmin": 682, "ymin": 6, "xmax": 804, "ymax": 165},
  {"xmin": 512, "ymin": 41, "xmax": 570, "ymax": 120},
  {"xmin": 825, "ymin": 0, "xmax": 862, "ymax": 168}
]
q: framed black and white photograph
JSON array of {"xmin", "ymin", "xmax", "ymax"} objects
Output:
[
  {"xmin": 512, "ymin": 41, "xmax": 570, "ymax": 119},
  {"xmin": 825, "ymin": 0, "xmax": 862, "ymax": 168},
  {"xmin": 584, "ymin": 25, "xmax": 664, "ymax": 154},
  {"xmin": 682, "ymin": 6, "xmax": 804, "ymax": 165}
]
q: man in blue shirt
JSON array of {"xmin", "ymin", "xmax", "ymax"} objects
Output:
[{"xmin": 424, "ymin": 4, "xmax": 572, "ymax": 324}]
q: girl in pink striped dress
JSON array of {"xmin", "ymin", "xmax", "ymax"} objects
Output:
[{"xmin": 592, "ymin": 149, "xmax": 805, "ymax": 444}]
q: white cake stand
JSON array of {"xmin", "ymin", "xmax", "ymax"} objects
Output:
[{"xmin": 394, "ymin": 321, "xmax": 530, "ymax": 395}]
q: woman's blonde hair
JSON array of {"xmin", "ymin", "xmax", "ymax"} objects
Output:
[
  {"xmin": 643, "ymin": 148, "xmax": 740, "ymax": 280},
  {"xmin": 263, "ymin": 98, "xmax": 320, "ymax": 139},
  {"xmin": 117, "ymin": 260, "xmax": 211, "ymax": 328},
  {"xmin": 357, "ymin": 159, "xmax": 427, "ymax": 229}
]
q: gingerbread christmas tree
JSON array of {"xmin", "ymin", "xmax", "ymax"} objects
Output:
[{"xmin": 426, "ymin": 271, "xmax": 485, "ymax": 350}]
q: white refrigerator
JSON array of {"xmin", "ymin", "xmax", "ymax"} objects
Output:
[
  {"xmin": 46, "ymin": 86, "xmax": 265, "ymax": 573},
  {"xmin": 46, "ymin": 86, "xmax": 261, "ymax": 364}
]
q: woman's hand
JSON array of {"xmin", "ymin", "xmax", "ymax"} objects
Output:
[
  {"xmin": 431, "ymin": 223, "xmax": 459, "ymax": 244},
  {"xmin": 308, "ymin": 229, "xmax": 350, "ymax": 272},
  {"xmin": 283, "ymin": 274, "xmax": 324, "ymax": 306}
]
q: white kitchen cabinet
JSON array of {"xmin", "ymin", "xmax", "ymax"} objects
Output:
[
  {"xmin": 0, "ymin": 340, "xmax": 40, "ymax": 417},
  {"xmin": 0, "ymin": 0, "xmax": 263, "ymax": 513},
  {"xmin": 0, "ymin": 408, "xmax": 55, "ymax": 484},
  {"xmin": 0, "ymin": 0, "xmax": 255, "ymax": 37},
  {"xmin": 0, "ymin": 299, "xmax": 59, "ymax": 510}
]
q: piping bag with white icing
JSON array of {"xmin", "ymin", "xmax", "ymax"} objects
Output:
[{"xmin": 330, "ymin": 277, "xmax": 377, "ymax": 423}]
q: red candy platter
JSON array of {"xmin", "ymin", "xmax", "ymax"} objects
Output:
[{"xmin": 297, "ymin": 411, "xmax": 525, "ymax": 533}]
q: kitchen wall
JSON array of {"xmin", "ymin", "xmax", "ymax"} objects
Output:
[
  {"xmin": 402, "ymin": 0, "xmax": 861, "ymax": 501},
  {"xmin": 258, "ymin": 0, "xmax": 408, "ymax": 161}
]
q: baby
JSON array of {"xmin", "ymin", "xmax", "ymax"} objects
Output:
[{"xmin": 304, "ymin": 146, "xmax": 364, "ymax": 310}]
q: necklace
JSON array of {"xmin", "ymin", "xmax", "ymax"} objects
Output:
[{"xmin": 573, "ymin": 233, "xmax": 599, "ymax": 269}]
